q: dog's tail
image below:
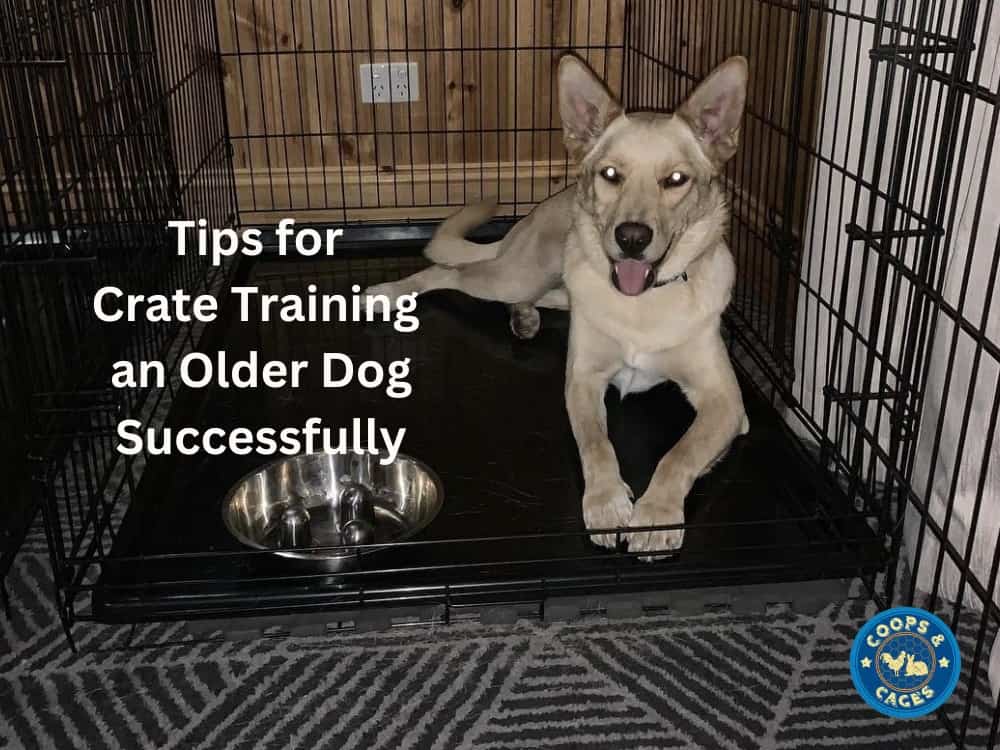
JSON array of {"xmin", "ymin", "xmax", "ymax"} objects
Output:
[{"xmin": 423, "ymin": 198, "xmax": 501, "ymax": 265}]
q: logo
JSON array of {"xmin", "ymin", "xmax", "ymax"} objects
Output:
[{"xmin": 850, "ymin": 606, "xmax": 961, "ymax": 718}]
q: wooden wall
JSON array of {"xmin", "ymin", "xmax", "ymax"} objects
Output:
[{"xmin": 215, "ymin": 0, "xmax": 626, "ymax": 223}]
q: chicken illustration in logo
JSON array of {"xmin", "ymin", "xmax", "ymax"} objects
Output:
[{"xmin": 880, "ymin": 650, "xmax": 930, "ymax": 679}]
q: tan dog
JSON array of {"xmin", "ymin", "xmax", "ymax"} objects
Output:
[{"xmin": 366, "ymin": 55, "xmax": 750, "ymax": 558}]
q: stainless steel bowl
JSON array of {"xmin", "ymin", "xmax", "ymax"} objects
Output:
[{"xmin": 222, "ymin": 452, "xmax": 443, "ymax": 562}]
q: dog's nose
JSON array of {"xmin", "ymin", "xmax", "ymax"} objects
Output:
[{"xmin": 614, "ymin": 222, "xmax": 653, "ymax": 257}]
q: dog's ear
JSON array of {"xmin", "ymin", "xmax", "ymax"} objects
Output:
[
  {"xmin": 558, "ymin": 54, "xmax": 622, "ymax": 161},
  {"xmin": 678, "ymin": 56, "xmax": 748, "ymax": 168}
]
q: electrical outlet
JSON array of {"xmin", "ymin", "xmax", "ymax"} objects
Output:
[
  {"xmin": 390, "ymin": 61, "xmax": 419, "ymax": 103},
  {"xmin": 360, "ymin": 62, "xmax": 419, "ymax": 104},
  {"xmin": 359, "ymin": 63, "xmax": 389, "ymax": 103}
]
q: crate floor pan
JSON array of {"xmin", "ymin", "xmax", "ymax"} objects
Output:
[{"xmin": 95, "ymin": 253, "xmax": 884, "ymax": 623}]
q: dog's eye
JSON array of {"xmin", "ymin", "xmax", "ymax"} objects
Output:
[
  {"xmin": 660, "ymin": 171, "xmax": 689, "ymax": 188},
  {"xmin": 599, "ymin": 166, "xmax": 622, "ymax": 184}
]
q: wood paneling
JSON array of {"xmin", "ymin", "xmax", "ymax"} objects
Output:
[{"xmin": 215, "ymin": 0, "xmax": 626, "ymax": 222}]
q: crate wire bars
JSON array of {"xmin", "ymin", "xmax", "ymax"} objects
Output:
[
  {"xmin": 2, "ymin": 0, "xmax": 1000, "ymax": 746},
  {"xmin": 0, "ymin": 0, "xmax": 235, "ymax": 629}
]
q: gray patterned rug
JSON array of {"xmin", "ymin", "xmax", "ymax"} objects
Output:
[{"xmin": 0, "ymin": 528, "xmax": 993, "ymax": 749}]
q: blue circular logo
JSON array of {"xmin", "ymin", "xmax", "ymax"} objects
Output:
[{"xmin": 850, "ymin": 606, "xmax": 961, "ymax": 718}]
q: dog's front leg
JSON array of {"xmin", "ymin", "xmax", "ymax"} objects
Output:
[
  {"xmin": 565, "ymin": 332, "xmax": 632, "ymax": 549},
  {"xmin": 627, "ymin": 354, "xmax": 747, "ymax": 558}
]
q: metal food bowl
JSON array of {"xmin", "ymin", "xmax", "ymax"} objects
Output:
[{"xmin": 222, "ymin": 452, "xmax": 443, "ymax": 563}]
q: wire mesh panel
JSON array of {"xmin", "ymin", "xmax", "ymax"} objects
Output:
[
  {"xmin": 2, "ymin": 0, "xmax": 1000, "ymax": 745},
  {"xmin": 859, "ymin": 2, "xmax": 1000, "ymax": 745},
  {"xmin": 627, "ymin": 0, "xmax": 1000, "ymax": 745},
  {"xmin": 0, "ymin": 0, "xmax": 235, "ymax": 626},
  {"xmin": 0, "ymin": 271, "xmax": 32, "ymax": 584},
  {"xmin": 215, "ymin": 0, "xmax": 626, "ymax": 223},
  {"xmin": 803, "ymin": 2, "xmax": 1000, "ymax": 743}
]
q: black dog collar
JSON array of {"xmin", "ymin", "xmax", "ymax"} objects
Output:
[{"xmin": 652, "ymin": 270, "xmax": 688, "ymax": 288}]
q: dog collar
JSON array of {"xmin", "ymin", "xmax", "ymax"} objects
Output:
[{"xmin": 652, "ymin": 270, "xmax": 688, "ymax": 288}]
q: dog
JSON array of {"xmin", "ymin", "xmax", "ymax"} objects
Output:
[{"xmin": 366, "ymin": 54, "xmax": 750, "ymax": 558}]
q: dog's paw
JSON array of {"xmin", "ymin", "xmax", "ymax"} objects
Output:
[
  {"xmin": 582, "ymin": 479, "xmax": 634, "ymax": 549},
  {"xmin": 626, "ymin": 491, "xmax": 685, "ymax": 561},
  {"xmin": 509, "ymin": 303, "xmax": 541, "ymax": 340}
]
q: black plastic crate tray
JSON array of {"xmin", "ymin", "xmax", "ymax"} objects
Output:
[{"xmin": 95, "ymin": 253, "xmax": 883, "ymax": 622}]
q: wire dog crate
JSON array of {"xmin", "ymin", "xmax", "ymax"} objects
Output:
[{"xmin": 2, "ymin": 0, "xmax": 999, "ymax": 745}]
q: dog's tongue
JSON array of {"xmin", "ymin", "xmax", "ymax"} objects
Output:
[{"xmin": 613, "ymin": 259, "xmax": 653, "ymax": 296}]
